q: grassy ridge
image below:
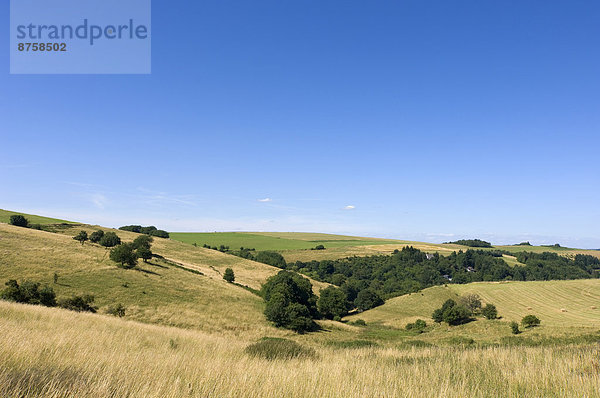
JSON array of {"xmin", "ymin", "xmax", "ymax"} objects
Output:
[
  {"xmin": 0, "ymin": 209, "xmax": 76, "ymax": 225},
  {"xmin": 2, "ymin": 301, "xmax": 600, "ymax": 398}
]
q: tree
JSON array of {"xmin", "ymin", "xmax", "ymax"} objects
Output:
[
  {"xmin": 0, "ymin": 279, "xmax": 55, "ymax": 307},
  {"xmin": 99, "ymin": 232, "xmax": 121, "ymax": 247},
  {"xmin": 432, "ymin": 299, "xmax": 456, "ymax": 322},
  {"xmin": 223, "ymin": 268, "xmax": 235, "ymax": 283},
  {"xmin": 459, "ymin": 294, "xmax": 482, "ymax": 313},
  {"xmin": 110, "ymin": 243, "xmax": 138, "ymax": 268},
  {"xmin": 317, "ymin": 286, "xmax": 348, "ymax": 319},
  {"xmin": 510, "ymin": 321, "xmax": 520, "ymax": 334},
  {"xmin": 89, "ymin": 230, "xmax": 105, "ymax": 243},
  {"xmin": 132, "ymin": 234, "xmax": 153, "ymax": 250},
  {"xmin": 521, "ymin": 314, "xmax": 541, "ymax": 328},
  {"xmin": 482, "ymin": 304, "xmax": 498, "ymax": 319},
  {"xmin": 443, "ymin": 305, "xmax": 472, "ymax": 326},
  {"xmin": 261, "ymin": 271, "xmax": 318, "ymax": 333},
  {"xmin": 255, "ymin": 251, "xmax": 287, "ymax": 269},
  {"xmin": 9, "ymin": 215, "xmax": 28, "ymax": 227},
  {"xmin": 354, "ymin": 289, "xmax": 384, "ymax": 312},
  {"xmin": 58, "ymin": 295, "xmax": 96, "ymax": 312},
  {"xmin": 73, "ymin": 231, "xmax": 88, "ymax": 245},
  {"xmin": 137, "ymin": 247, "xmax": 153, "ymax": 262}
]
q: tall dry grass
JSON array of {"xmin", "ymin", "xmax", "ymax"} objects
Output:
[{"xmin": 1, "ymin": 301, "xmax": 599, "ymax": 398}]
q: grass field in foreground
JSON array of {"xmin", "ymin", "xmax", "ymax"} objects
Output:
[{"xmin": 2, "ymin": 301, "xmax": 599, "ymax": 398}]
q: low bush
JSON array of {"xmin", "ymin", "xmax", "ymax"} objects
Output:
[
  {"xmin": 349, "ymin": 319, "xmax": 367, "ymax": 326},
  {"xmin": 9, "ymin": 215, "xmax": 28, "ymax": 227},
  {"xmin": 223, "ymin": 268, "xmax": 235, "ymax": 283},
  {"xmin": 482, "ymin": 304, "xmax": 498, "ymax": 319},
  {"xmin": 522, "ymin": 315, "xmax": 541, "ymax": 328},
  {"xmin": 510, "ymin": 321, "xmax": 520, "ymax": 334},
  {"xmin": 89, "ymin": 230, "xmax": 104, "ymax": 243},
  {"xmin": 58, "ymin": 295, "xmax": 97, "ymax": 313},
  {"xmin": 0, "ymin": 280, "xmax": 56, "ymax": 307},
  {"xmin": 245, "ymin": 337, "xmax": 316, "ymax": 360},
  {"xmin": 405, "ymin": 319, "xmax": 427, "ymax": 333},
  {"xmin": 327, "ymin": 340, "xmax": 377, "ymax": 349},
  {"xmin": 106, "ymin": 303, "xmax": 126, "ymax": 317}
]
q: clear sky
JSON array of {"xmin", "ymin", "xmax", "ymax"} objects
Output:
[{"xmin": 1, "ymin": 1, "xmax": 599, "ymax": 248}]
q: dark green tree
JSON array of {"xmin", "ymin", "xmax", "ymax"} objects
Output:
[
  {"xmin": 317, "ymin": 286, "xmax": 348, "ymax": 319},
  {"xmin": 73, "ymin": 230, "xmax": 88, "ymax": 245},
  {"xmin": 510, "ymin": 321, "xmax": 520, "ymax": 334},
  {"xmin": 99, "ymin": 232, "xmax": 121, "ymax": 248},
  {"xmin": 223, "ymin": 268, "xmax": 235, "ymax": 283},
  {"xmin": 9, "ymin": 215, "xmax": 28, "ymax": 227},
  {"xmin": 137, "ymin": 247, "xmax": 152, "ymax": 262},
  {"xmin": 89, "ymin": 230, "xmax": 105, "ymax": 243},
  {"xmin": 443, "ymin": 305, "xmax": 472, "ymax": 326},
  {"xmin": 132, "ymin": 234, "xmax": 153, "ymax": 250},
  {"xmin": 482, "ymin": 304, "xmax": 498, "ymax": 319},
  {"xmin": 354, "ymin": 289, "xmax": 384, "ymax": 312},
  {"xmin": 521, "ymin": 314, "xmax": 541, "ymax": 328},
  {"xmin": 255, "ymin": 251, "xmax": 287, "ymax": 269},
  {"xmin": 110, "ymin": 243, "xmax": 138, "ymax": 268}
]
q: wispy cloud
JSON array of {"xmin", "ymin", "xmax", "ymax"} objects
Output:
[
  {"xmin": 258, "ymin": 198, "xmax": 273, "ymax": 202},
  {"xmin": 89, "ymin": 193, "xmax": 108, "ymax": 209},
  {"xmin": 343, "ymin": 205, "xmax": 356, "ymax": 210}
]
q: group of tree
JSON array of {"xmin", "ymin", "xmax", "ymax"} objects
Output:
[
  {"xmin": 445, "ymin": 239, "xmax": 493, "ymax": 248},
  {"xmin": 73, "ymin": 229, "xmax": 122, "ymax": 248},
  {"xmin": 432, "ymin": 294, "xmax": 498, "ymax": 326},
  {"xmin": 0, "ymin": 279, "xmax": 97, "ymax": 313},
  {"xmin": 261, "ymin": 271, "xmax": 319, "ymax": 333},
  {"xmin": 274, "ymin": 247, "xmax": 600, "ymax": 305},
  {"xmin": 109, "ymin": 235, "xmax": 154, "ymax": 268},
  {"xmin": 510, "ymin": 315, "xmax": 541, "ymax": 334},
  {"xmin": 118, "ymin": 225, "xmax": 169, "ymax": 238}
]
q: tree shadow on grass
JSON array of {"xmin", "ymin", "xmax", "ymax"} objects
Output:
[{"xmin": 134, "ymin": 268, "xmax": 160, "ymax": 276}]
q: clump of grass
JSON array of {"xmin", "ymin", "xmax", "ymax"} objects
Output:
[
  {"xmin": 446, "ymin": 336, "xmax": 475, "ymax": 346},
  {"xmin": 245, "ymin": 337, "xmax": 316, "ymax": 360},
  {"xmin": 326, "ymin": 340, "xmax": 378, "ymax": 349}
]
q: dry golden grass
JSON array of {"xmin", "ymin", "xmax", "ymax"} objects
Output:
[{"xmin": 1, "ymin": 301, "xmax": 599, "ymax": 398}]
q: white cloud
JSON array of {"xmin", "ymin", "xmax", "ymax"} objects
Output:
[
  {"xmin": 89, "ymin": 193, "xmax": 108, "ymax": 209},
  {"xmin": 258, "ymin": 198, "xmax": 273, "ymax": 202},
  {"xmin": 343, "ymin": 205, "xmax": 356, "ymax": 210}
]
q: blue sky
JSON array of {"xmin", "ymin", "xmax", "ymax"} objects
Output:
[{"xmin": 1, "ymin": 1, "xmax": 599, "ymax": 248}]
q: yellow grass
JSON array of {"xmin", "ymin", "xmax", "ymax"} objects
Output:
[{"xmin": 1, "ymin": 301, "xmax": 599, "ymax": 398}]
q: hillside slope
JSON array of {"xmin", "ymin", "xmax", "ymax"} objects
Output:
[{"xmin": 347, "ymin": 279, "xmax": 600, "ymax": 331}]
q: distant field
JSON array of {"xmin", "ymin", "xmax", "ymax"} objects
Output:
[
  {"xmin": 0, "ymin": 209, "xmax": 76, "ymax": 225},
  {"xmin": 346, "ymin": 279, "xmax": 600, "ymax": 334},
  {"xmin": 170, "ymin": 231, "xmax": 402, "ymax": 251}
]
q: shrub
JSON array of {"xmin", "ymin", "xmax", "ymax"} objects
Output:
[
  {"xmin": 106, "ymin": 303, "xmax": 126, "ymax": 317},
  {"xmin": 444, "ymin": 305, "xmax": 472, "ymax": 326},
  {"xmin": 99, "ymin": 232, "xmax": 121, "ymax": 248},
  {"xmin": 110, "ymin": 243, "xmax": 138, "ymax": 268},
  {"xmin": 132, "ymin": 235, "xmax": 153, "ymax": 250},
  {"xmin": 9, "ymin": 215, "xmax": 28, "ymax": 227},
  {"xmin": 405, "ymin": 319, "xmax": 427, "ymax": 332},
  {"xmin": 521, "ymin": 315, "xmax": 541, "ymax": 328},
  {"xmin": 89, "ymin": 230, "xmax": 104, "ymax": 243},
  {"xmin": 73, "ymin": 231, "xmax": 88, "ymax": 245},
  {"xmin": 432, "ymin": 299, "xmax": 456, "ymax": 323},
  {"xmin": 327, "ymin": 340, "xmax": 377, "ymax": 349},
  {"xmin": 351, "ymin": 319, "xmax": 367, "ymax": 326},
  {"xmin": 223, "ymin": 268, "xmax": 235, "ymax": 283},
  {"xmin": 482, "ymin": 304, "xmax": 498, "ymax": 319},
  {"xmin": 245, "ymin": 337, "xmax": 316, "ymax": 360},
  {"xmin": 354, "ymin": 289, "xmax": 384, "ymax": 312},
  {"xmin": 317, "ymin": 286, "xmax": 349, "ymax": 319},
  {"xmin": 58, "ymin": 295, "xmax": 97, "ymax": 312},
  {"xmin": 255, "ymin": 251, "xmax": 287, "ymax": 269},
  {"xmin": 311, "ymin": 245, "xmax": 326, "ymax": 250},
  {"xmin": 0, "ymin": 280, "xmax": 56, "ymax": 307},
  {"xmin": 510, "ymin": 321, "xmax": 521, "ymax": 334}
]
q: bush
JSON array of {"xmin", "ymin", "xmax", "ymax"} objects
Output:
[
  {"xmin": 354, "ymin": 289, "xmax": 384, "ymax": 312},
  {"xmin": 223, "ymin": 268, "xmax": 235, "ymax": 283},
  {"xmin": 510, "ymin": 321, "xmax": 521, "ymax": 334},
  {"xmin": 9, "ymin": 215, "xmax": 28, "ymax": 227},
  {"xmin": 405, "ymin": 319, "xmax": 427, "ymax": 332},
  {"xmin": 432, "ymin": 299, "xmax": 456, "ymax": 323},
  {"xmin": 58, "ymin": 295, "xmax": 96, "ymax": 312},
  {"xmin": 150, "ymin": 229, "xmax": 169, "ymax": 238},
  {"xmin": 110, "ymin": 243, "xmax": 138, "ymax": 268},
  {"xmin": 0, "ymin": 280, "xmax": 56, "ymax": 307},
  {"xmin": 444, "ymin": 305, "xmax": 472, "ymax": 326},
  {"xmin": 327, "ymin": 340, "xmax": 377, "ymax": 349},
  {"xmin": 73, "ymin": 231, "xmax": 88, "ymax": 245},
  {"xmin": 89, "ymin": 230, "xmax": 104, "ymax": 243},
  {"xmin": 99, "ymin": 232, "xmax": 121, "ymax": 248},
  {"xmin": 311, "ymin": 245, "xmax": 326, "ymax": 250},
  {"xmin": 132, "ymin": 235, "xmax": 153, "ymax": 250},
  {"xmin": 245, "ymin": 337, "xmax": 316, "ymax": 360},
  {"xmin": 255, "ymin": 251, "xmax": 287, "ymax": 269},
  {"xmin": 521, "ymin": 314, "xmax": 541, "ymax": 328},
  {"xmin": 351, "ymin": 319, "xmax": 367, "ymax": 326},
  {"xmin": 317, "ymin": 286, "xmax": 348, "ymax": 319},
  {"xmin": 482, "ymin": 304, "xmax": 498, "ymax": 319},
  {"xmin": 106, "ymin": 303, "xmax": 126, "ymax": 317}
]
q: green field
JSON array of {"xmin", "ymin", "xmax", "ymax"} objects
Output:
[
  {"xmin": 170, "ymin": 231, "xmax": 402, "ymax": 251},
  {"xmin": 0, "ymin": 208, "xmax": 77, "ymax": 225}
]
